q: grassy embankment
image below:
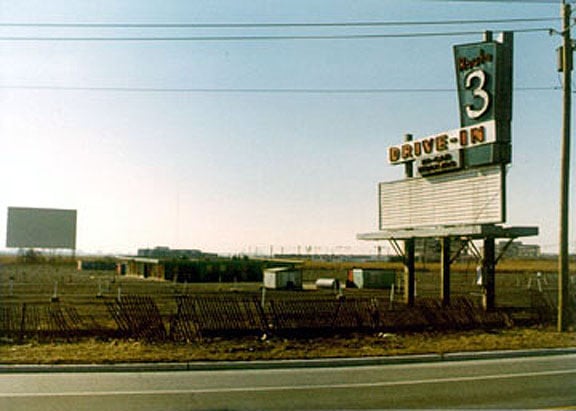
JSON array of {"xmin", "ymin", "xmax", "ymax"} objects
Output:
[{"xmin": 1, "ymin": 327, "xmax": 574, "ymax": 364}]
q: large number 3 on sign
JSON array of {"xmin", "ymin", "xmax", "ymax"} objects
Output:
[{"xmin": 464, "ymin": 69, "xmax": 490, "ymax": 120}]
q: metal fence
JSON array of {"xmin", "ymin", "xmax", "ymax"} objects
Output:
[{"xmin": 0, "ymin": 291, "xmax": 549, "ymax": 342}]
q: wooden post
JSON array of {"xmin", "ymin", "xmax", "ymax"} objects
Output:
[{"xmin": 558, "ymin": 1, "xmax": 573, "ymax": 332}]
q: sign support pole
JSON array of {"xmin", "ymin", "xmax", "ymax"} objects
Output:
[
  {"xmin": 403, "ymin": 134, "xmax": 416, "ymax": 307},
  {"xmin": 482, "ymin": 237, "xmax": 496, "ymax": 311},
  {"xmin": 558, "ymin": 2, "xmax": 572, "ymax": 332}
]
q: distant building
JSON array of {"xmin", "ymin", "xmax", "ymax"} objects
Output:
[
  {"xmin": 414, "ymin": 238, "xmax": 469, "ymax": 262},
  {"xmin": 137, "ymin": 246, "xmax": 216, "ymax": 259},
  {"xmin": 117, "ymin": 255, "xmax": 263, "ymax": 283},
  {"xmin": 272, "ymin": 253, "xmax": 390, "ymax": 263},
  {"xmin": 77, "ymin": 259, "xmax": 117, "ymax": 271},
  {"xmin": 496, "ymin": 241, "xmax": 541, "ymax": 259}
]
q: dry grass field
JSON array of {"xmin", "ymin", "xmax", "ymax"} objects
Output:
[
  {"xmin": 2, "ymin": 328, "xmax": 575, "ymax": 365},
  {"xmin": 0, "ymin": 257, "xmax": 574, "ymax": 364}
]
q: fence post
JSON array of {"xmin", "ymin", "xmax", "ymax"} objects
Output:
[
  {"xmin": 19, "ymin": 303, "xmax": 27, "ymax": 343},
  {"xmin": 97, "ymin": 279, "xmax": 103, "ymax": 298},
  {"xmin": 261, "ymin": 286, "xmax": 266, "ymax": 309},
  {"xmin": 51, "ymin": 281, "xmax": 60, "ymax": 302}
]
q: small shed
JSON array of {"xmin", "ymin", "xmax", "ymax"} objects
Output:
[
  {"xmin": 349, "ymin": 268, "xmax": 396, "ymax": 289},
  {"xmin": 263, "ymin": 267, "xmax": 303, "ymax": 290},
  {"xmin": 117, "ymin": 257, "xmax": 164, "ymax": 279}
]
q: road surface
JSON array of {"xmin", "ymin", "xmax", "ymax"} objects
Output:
[{"xmin": 0, "ymin": 353, "xmax": 575, "ymax": 410}]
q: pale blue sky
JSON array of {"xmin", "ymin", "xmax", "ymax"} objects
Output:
[{"xmin": 0, "ymin": 0, "xmax": 570, "ymax": 255}]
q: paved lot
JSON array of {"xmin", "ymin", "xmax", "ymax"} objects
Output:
[{"xmin": 0, "ymin": 351, "xmax": 575, "ymax": 410}]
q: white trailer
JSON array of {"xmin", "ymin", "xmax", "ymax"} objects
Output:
[
  {"xmin": 263, "ymin": 267, "xmax": 303, "ymax": 290},
  {"xmin": 350, "ymin": 268, "xmax": 396, "ymax": 289}
]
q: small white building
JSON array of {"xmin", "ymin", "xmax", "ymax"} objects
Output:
[
  {"xmin": 263, "ymin": 267, "xmax": 303, "ymax": 290},
  {"xmin": 349, "ymin": 268, "xmax": 396, "ymax": 289}
]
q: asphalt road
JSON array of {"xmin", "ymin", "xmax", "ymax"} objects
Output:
[{"xmin": 0, "ymin": 353, "xmax": 575, "ymax": 410}]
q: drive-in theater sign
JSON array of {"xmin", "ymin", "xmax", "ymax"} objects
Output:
[
  {"xmin": 381, "ymin": 34, "xmax": 513, "ymax": 228},
  {"xmin": 358, "ymin": 32, "xmax": 538, "ymax": 310}
]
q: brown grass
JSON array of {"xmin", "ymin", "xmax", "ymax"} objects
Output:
[{"xmin": 1, "ymin": 327, "xmax": 574, "ymax": 364}]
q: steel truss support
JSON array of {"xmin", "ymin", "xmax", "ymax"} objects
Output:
[
  {"xmin": 381, "ymin": 231, "xmax": 524, "ymax": 311},
  {"xmin": 388, "ymin": 239, "xmax": 405, "ymax": 259}
]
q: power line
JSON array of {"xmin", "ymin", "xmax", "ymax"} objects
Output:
[
  {"xmin": 0, "ymin": 85, "xmax": 560, "ymax": 94},
  {"xmin": 0, "ymin": 17, "xmax": 559, "ymax": 29},
  {"xmin": 432, "ymin": 0, "xmax": 560, "ymax": 3},
  {"xmin": 0, "ymin": 28, "xmax": 552, "ymax": 42}
]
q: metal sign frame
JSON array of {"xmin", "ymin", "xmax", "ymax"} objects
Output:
[{"xmin": 378, "ymin": 164, "xmax": 505, "ymax": 230}]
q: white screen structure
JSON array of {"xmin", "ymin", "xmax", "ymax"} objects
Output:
[
  {"xmin": 379, "ymin": 165, "xmax": 505, "ymax": 230},
  {"xmin": 6, "ymin": 207, "xmax": 77, "ymax": 249}
]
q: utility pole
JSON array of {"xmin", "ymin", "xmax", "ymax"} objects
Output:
[{"xmin": 558, "ymin": 1, "xmax": 572, "ymax": 332}]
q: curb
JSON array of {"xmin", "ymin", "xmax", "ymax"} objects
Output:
[
  {"xmin": 1, "ymin": 347, "xmax": 575, "ymax": 374},
  {"xmin": 441, "ymin": 347, "xmax": 576, "ymax": 361}
]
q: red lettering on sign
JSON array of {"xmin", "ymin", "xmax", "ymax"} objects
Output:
[
  {"xmin": 422, "ymin": 138, "xmax": 434, "ymax": 154},
  {"xmin": 459, "ymin": 129, "xmax": 468, "ymax": 146},
  {"xmin": 389, "ymin": 147, "xmax": 401, "ymax": 162},
  {"xmin": 414, "ymin": 141, "xmax": 422, "ymax": 157},
  {"xmin": 471, "ymin": 126, "xmax": 485, "ymax": 144},
  {"xmin": 402, "ymin": 144, "xmax": 413, "ymax": 160},
  {"xmin": 436, "ymin": 135, "xmax": 449, "ymax": 151},
  {"xmin": 458, "ymin": 49, "xmax": 494, "ymax": 72}
]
